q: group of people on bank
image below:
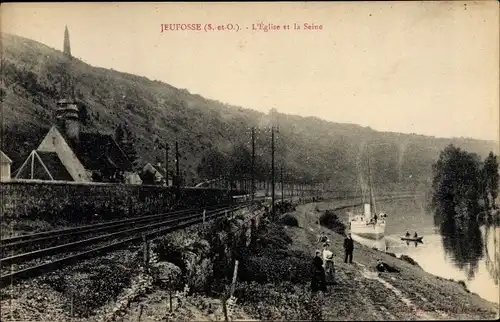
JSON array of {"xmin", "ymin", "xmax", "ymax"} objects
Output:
[{"xmin": 311, "ymin": 232, "xmax": 354, "ymax": 292}]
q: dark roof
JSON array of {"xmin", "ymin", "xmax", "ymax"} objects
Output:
[
  {"xmin": 151, "ymin": 164, "xmax": 166, "ymax": 177},
  {"xmin": 62, "ymin": 130, "xmax": 133, "ymax": 172},
  {"xmin": 37, "ymin": 151, "xmax": 74, "ymax": 181}
]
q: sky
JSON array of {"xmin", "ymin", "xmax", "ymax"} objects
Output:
[{"xmin": 2, "ymin": 2, "xmax": 499, "ymax": 141}]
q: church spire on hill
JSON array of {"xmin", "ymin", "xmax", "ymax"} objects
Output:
[
  {"xmin": 56, "ymin": 25, "xmax": 79, "ymax": 140},
  {"xmin": 63, "ymin": 25, "xmax": 72, "ymax": 57},
  {"xmin": 59, "ymin": 25, "xmax": 75, "ymax": 100}
]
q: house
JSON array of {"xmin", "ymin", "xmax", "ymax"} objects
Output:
[
  {"xmin": 14, "ymin": 125, "xmax": 141, "ymax": 183},
  {"xmin": 0, "ymin": 150, "xmax": 13, "ymax": 182},
  {"xmin": 14, "ymin": 26, "xmax": 141, "ymax": 184},
  {"xmin": 141, "ymin": 162, "xmax": 172, "ymax": 186}
]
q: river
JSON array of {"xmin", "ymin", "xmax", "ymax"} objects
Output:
[{"xmin": 344, "ymin": 197, "xmax": 499, "ymax": 305}]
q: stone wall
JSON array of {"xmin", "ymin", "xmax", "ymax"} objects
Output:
[{"xmin": 1, "ymin": 180, "xmax": 243, "ymax": 223}]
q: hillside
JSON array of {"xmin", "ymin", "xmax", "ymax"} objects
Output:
[{"xmin": 1, "ymin": 32, "xmax": 497, "ymax": 191}]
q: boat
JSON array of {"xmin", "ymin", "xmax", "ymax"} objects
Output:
[
  {"xmin": 400, "ymin": 236, "xmax": 423, "ymax": 242},
  {"xmin": 348, "ymin": 155, "xmax": 387, "ymax": 240}
]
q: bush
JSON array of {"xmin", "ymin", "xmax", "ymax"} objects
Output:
[
  {"xmin": 234, "ymin": 281, "xmax": 315, "ymax": 321},
  {"xmin": 250, "ymin": 224, "xmax": 293, "ymax": 253},
  {"xmin": 319, "ymin": 210, "xmax": 346, "ymax": 235},
  {"xmin": 281, "ymin": 214, "xmax": 299, "ymax": 227},
  {"xmin": 42, "ymin": 259, "xmax": 137, "ymax": 318},
  {"xmin": 239, "ymin": 224, "xmax": 313, "ymax": 285},
  {"xmin": 399, "ymin": 254, "xmax": 421, "ymax": 267}
]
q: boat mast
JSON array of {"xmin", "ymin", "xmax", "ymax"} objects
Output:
[{"xmin": 367, "ymin": 154, "xmax": 377, "ymax": 215}]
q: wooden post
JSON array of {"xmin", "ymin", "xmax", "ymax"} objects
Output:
[
  {"xmin": 142, "ymin": 234, "xmax": 149, "ymax": 267},
  {"xmin": 230, "ymin": 260, "xmax": 239, "ymax": 297},
  {"xmin": 202, "ymin": 210, "xmax": 206, "ymax": 231},
  {"xmin": 137, "ymin": 304, "xmax": 144, "ymax": 321},
  {"xmin": 168, "ymin": 277, "xmax": 173, "ymax": 313},
  {"xmin": 70, "ymin": 292, "xmax": 74, "ymax": 319},
  {"xmin": 222, "ymin": 296, "xmax": 229, "ymax": 322}
]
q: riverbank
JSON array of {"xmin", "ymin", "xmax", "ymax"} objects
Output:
[{"xmin": 287, "ymin": 203, "xmax": 499, "ymax": 320}]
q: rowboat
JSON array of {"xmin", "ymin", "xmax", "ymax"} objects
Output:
[{"xmin": 400, "ymin": 236, "xmax": 423, "ymax": 242}]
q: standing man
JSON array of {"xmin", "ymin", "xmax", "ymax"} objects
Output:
[{"xmin": 343, "ymin": 233, "xmax": 354, "ymax": 264}]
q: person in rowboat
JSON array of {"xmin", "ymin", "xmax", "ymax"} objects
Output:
[
  {"xmin": 405, "ymin": 231, "xmax": 410, "ymax": 238},
  {"xmin": 414, "ymin": 232, "xmax": 418, "ymax": 238}
]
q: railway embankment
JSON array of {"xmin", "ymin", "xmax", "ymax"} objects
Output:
[{"xmin": 0, "ymin": 201, "xmax": 271, "ymax": 321}]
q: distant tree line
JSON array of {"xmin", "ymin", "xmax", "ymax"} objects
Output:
[{"xmin": 431, "ymin": 144, "xmax": 499, "ymax": 218}]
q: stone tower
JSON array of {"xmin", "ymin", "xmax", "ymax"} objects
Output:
[
  {"xmin": 63, "ymin": 25, "xmax": 71, "ymax": 57},
  {"xmin": 56, "ymin": 25, "xmax": 80, "ymax": 141}
]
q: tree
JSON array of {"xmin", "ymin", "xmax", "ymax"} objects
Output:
[
  {"xmin": 115, "ymin": 124, "xmax": 125, "ymax": 145},
  {"xmin": 229, "ymin": 144, "xmax": 252, "ymax": 181},
  {"xmin": 431, "ymin": 144, "xmax": 482, "ymax": 218},
  {"xmin": 115, "ymin": 123, "xmax": 139, "ymax": 169},
  {"xmin": 196, "ymin": 149, "xmax": 228, "ymax": 181},
  {"xmin": 78, "ymin": 102, "xmax": 90, "ymax": 126},
  {"xmin": 139, "ymin": 169, "xmax": 157, "ymax": 185},
  {"xmin": 478, "ymin": 165, "xmax": 490, "ymax": 210},
  {"xmin": 484, "ymin": 152, "xmax": 499, "ymax": 208}
]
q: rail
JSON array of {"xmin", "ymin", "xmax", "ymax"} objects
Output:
[
  {"xmin": 1, "ymin": 202, "xmax": 235, "ymax": 249},
  {"xmin": 0, "ymin": 202, "xmax": 250, "ymax": 288}
]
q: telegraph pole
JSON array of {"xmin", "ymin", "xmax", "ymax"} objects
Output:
[
  {"xmin": 271, "ymin": 125, "xmax": 275, "ymax": 215},
  {"xmin": 251, "ymin": 127, "xmax": 255, "ymax": 201},
  {"xmin": 175, "ymin": 141, "xmax": 180, "ymax": 187},
  {"xmin": 280, "ymin": 163, "xmax": 284, "ymax": 203},
  {"xmin": 164, "ymin": 143, "xmax": 169, "ymax": 186}
]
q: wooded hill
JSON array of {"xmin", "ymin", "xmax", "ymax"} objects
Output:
[{"xmin": 1, "ymin": 32, "xmax": 497, "ymax": 192}]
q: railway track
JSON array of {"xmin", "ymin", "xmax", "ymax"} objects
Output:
[
  {"xmin": 0, "ymin": 202, "xmax": 237, "ymax": 255},
  {"xmin": 0, "ymin": 202, "xmax": 251, "ymax": 288}
]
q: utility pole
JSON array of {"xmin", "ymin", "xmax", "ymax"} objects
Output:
[
  {"xmin": 164, "ymin": 143, "xmax": 169, "ymax": 186},
  {"xmin": 280, "ymin": 163, "xmax": 284, "ymax": 203},
  {"xmin": 251, "ymin": 127, "xmax": 255, "ymax": 201},
  {"xmin": 271, "ymin": 125, "xmax": 275, "ymax": 215},
  {"xmin": 175, "ymin": 141, "xmax": 180, "ymax": 187}
]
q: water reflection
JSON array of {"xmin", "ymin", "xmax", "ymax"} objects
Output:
[
  {"xmin": 434, "ymin": 208, "xmax": 490, "ymax": 280},
  {"xmin": 483, "ymin": 224, "xmax": 500, "ymax": 286},
  {"xmin": 405, "ymin": 239, "xmax": 423, "ymax": 248}
]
